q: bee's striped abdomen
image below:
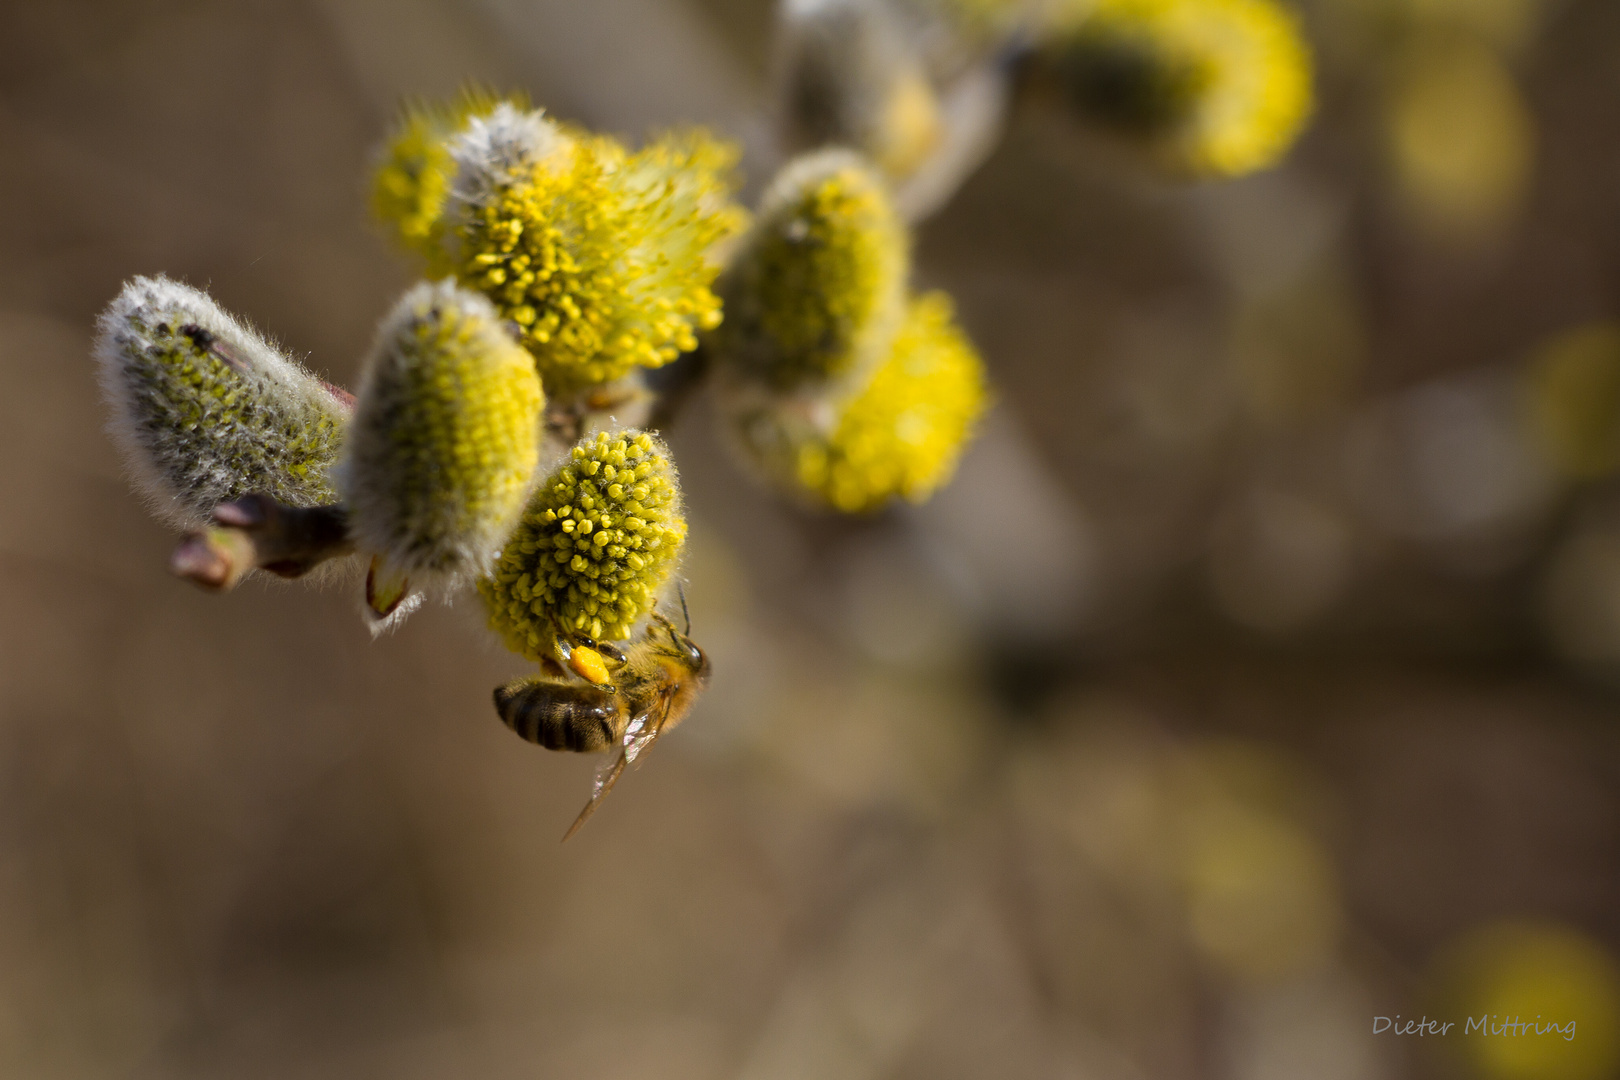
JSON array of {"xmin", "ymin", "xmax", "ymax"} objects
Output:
[{"xmin": 493, "ymin": 678, "xmax": 625, "ymax": 752}]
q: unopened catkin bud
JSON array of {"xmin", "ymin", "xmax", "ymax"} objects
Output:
[
  {"xmin": 732, "ymin": 291, "xmax": 990, "ymax": 513},
  {"xmin": 713, "ymin": 150, "xmax": 907, "ymax": 392},
  {"xmin": 480, "ymin": 430, "xmax": 686, "ymax": 657},
  {"xmin": 1042, "ymin": 0, "xmax": 1314, "ymax": 178},
  {"xmin": 340, "ymin": 280, "xmax": 545, "ymax": 595},
  {"xmin": 94, "ymin": 275, "xmax": 350, "ymax": 527},
  {"xmin": 778, "ymin": 0, "xmax": 945, "ymax": 181}
]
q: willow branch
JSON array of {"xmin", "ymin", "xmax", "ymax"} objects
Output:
[{"xmin": 170, "ymin": 495, "xmax": 353, "ymax": 591}]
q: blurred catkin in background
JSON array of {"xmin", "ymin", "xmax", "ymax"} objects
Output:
[{"xmin": 3, "ymin": 1, "xmax": 1620, "ymax": 1079}]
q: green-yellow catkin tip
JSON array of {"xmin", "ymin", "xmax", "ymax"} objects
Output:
[
  {"xmin": 340, "ymin": 281, "xmax": 545, "ymax": 589},
  {"xmin": 1045, "ymin": 0, "xmax": 1314, "ymax": 178},
  {"xmin": 369, "ymin": 87, "xmax": 526, "ymax": 266},
  {"xmin": 94, "ymin": 275, "xmax": 350, "ymax": 527},
  {"xmin": 479, "ymin": 430, "xmax": 687, "ymax": 658},
  {"xmin": 737, "ymin": 292, "xmax": 990, "ymax": 513},
  {"xmin": 714, "ymin": 149, "xmax": 908, "ymax": 392},
  {"xmin": 446, "ymin": 104, "xmax": 748, "ymax": 392}
]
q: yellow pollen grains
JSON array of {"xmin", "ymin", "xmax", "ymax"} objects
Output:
[
  {"xmin": 341, "ymin": 280, "xmax": 545, "ymax": 590},
  {"xmin": 480, "ymin": 430, "xmax": 687, "ymax": 656},
  {"xmin": 750, "ymin": 292, "xmax": 990, "ymax": 513},
  {"xmin": 1043, "ymin": 0, "xmax": 1315, "ymax": 178},
  {"xmin": 370, "ymin": 88, "xmax": 526, "ymax": 268},
  {"xmin": 445, "ymin": 104, "xmax": 747, "ymax": 392},
  {"xmin": 715, "ymin": 149, "xmax": 907, "ymax": 392}
]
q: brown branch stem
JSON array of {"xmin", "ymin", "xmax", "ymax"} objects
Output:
[{"xmin": 170, "ymin": 495, "xmax": 354, "ymax": 591}]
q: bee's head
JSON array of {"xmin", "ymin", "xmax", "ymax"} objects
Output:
[
  {"xmin": 649, "ymin": 610, "xmax": 710, "ymax": 681},
  {"xmin": 677, "ymin": 633, "xmax": 709, "ymax": 682}
]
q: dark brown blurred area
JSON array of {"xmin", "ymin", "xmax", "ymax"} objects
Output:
[{"xmin": 2, "ymin": 1, "xmax": 1619, "ymax": 1077}]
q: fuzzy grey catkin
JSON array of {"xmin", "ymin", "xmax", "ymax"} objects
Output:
[
  {"xmin": 94, "ymin": 276, "xmax": 351, "ymax": 526},
  {"xmin": 339, "ymin": 280, "xmax": 545, "ymax": 592}
]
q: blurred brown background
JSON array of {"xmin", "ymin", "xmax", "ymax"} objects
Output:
[{"xmin": 3, "ymin": 1, "xmax": 1620, "ymax": 1077}]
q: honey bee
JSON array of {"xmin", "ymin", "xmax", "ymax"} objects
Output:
[{"xmin": 493, "ymin": 600, "xmax": 710, "ymax": 840}]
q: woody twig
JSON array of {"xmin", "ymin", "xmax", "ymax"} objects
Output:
[{"xmin": 170, "ymin": 494, "xmax": 354, "ymax": 591}]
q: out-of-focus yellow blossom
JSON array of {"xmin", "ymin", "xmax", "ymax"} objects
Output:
[
  {"xmin": 1386, "ymin": 35, "xmax": 1533, "ymax": 238},
  {"xmin": 341, "ymin": 281, "xmax": 544, "ymax": 595},
  {"xmin": 716, "ymin": 150, "xmax": 907, "ymax": 391},
  {"xmin": 1181, "ymin": 801, "xmax": 1339, "ymax": 978},
  {"xmin": 737, "ymin": 292, "xmax": 990, "ymax": 513},
  {"xmin": 370, "ymin": 88, "xmax": 524, "ymax": 267},
  {"xmin": 480, "ymin": 430, "xmax": 686, "ymax": 656},
  {"xmin": 449, "ymin": 105, "xmax": 747, "ymax": 392},
  {"xmin": 1524, "ymin": 323, "xmax": 1620, "ymax": 481},
  {"xmin": 779, "ymin": 0, "xmax": 944, "ymax": 182},
  {"xmin": 1171, "ymin": 740, "xmax": 1340, "ymax": 979},
  {"xmin": 1429, "ymin": 922, "xmax": 1620, "ymax": 1080},
  {"xmin": 1046, "ymin": 0, "xmax": 1315, "ymax": 178}
]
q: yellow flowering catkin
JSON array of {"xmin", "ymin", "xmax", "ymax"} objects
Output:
[
  {"xmin": 93, "ymin": 276, "xmax": 350, "ymax": 527},
  {"xmin": 340, "ymin": 281, "xmax": 544, "ymax": 590},
  {"xmin": 715, "ymin": 149, "xmax": 907, "ymax": 391},
  {"xmin": 447, "ymin": 105, "xmax": 747, "ymax": 392},
  {"xmin": 370, "ymin": 88, "xmax": 526, "ymax": 267},
  {"xmin": 1046, "ymin": 0, "xmax": 1314, "ymax": 178},
  {"xmin": 480, "ymin": 430, "xmax": 686, "ymax": 657},
  {"xmin": 734, "ymin": 292, "xmax": 990, "ymax": 513}
]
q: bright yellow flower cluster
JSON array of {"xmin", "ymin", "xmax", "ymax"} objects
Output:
[
  {"xmin": 371, "ymin": 101, "xmax": 746, "ymax": 393},
  {"xmin": 716, "ymin": 151, "xmax": 906, "ymax": 391},
  {"xmin": 713, "ymin": 152, "xmax": 989, "ymax": 514},
  {"xmin": 1048, "ymin": 0, "xmax": 1314, "ymax": 178},
  {"xmin": 456, "ymin": 125, "xmax": 746, "ymax": 391},
  {"xmin": 793, "ymin": 293, "xmax": 989, "ymax": 512},
  {"xmin": 740, "ymin": 292, "xmax": 990, "ymax": 513},
  {"xmin": 370, "ymin": 88, "xmax": 523, "ymax": 266},
  {"xmin": 342, "ymin": 281, "xmax": 544, "ymax": 587},
  {"xmin": 480, "ymin": 431, "xmax": 686, "ymax": 655}
]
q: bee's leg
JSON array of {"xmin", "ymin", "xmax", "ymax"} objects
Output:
[
  {"xmin": 553, "ymin": 632, "xmax": 577, "ymax": 667},
  {"xmin": 594, "ymin": 641, "xmax": 628, "ymax": 666},
  {"xmin": 553, "ymin": 632, "xmax": 618, "ymax": 690}
]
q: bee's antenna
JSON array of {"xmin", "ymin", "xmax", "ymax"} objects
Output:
[{"xmin": 677, "ymin": 581, "xmax": 692, "ymax": 636}]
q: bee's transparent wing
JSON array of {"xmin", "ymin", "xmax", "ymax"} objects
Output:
[
  {"xmin": 561, "ymin": 693, "xmax": 673, "ymax": 842},
  {"xmin": 623, "ymin": 708, "xmax": 661, "ymax": 764}
]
